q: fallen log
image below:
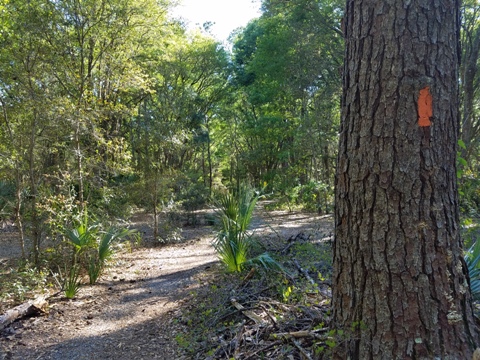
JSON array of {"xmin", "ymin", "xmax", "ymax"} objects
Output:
[{"xmin": 0, "ymin": 296, "xmax": 47, "ymax": 331}]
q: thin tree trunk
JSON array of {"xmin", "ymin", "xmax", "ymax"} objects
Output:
[
  {"xmin": 1, "ymin": 99, "xmax": 26, "ymax": 258},
  {"xmin": 153, "ymin": 171, "xmax": 159, "ymax": 241},
  {"xmin": 14, "ymin": 171, "xmax": 25, "ymax": 259},
  {"xmin": 29, "ymin": 108, "xmax": 40, "ymax": 265},
  {"xmin": 207, "ymin": 129, "xmax": 213, "ymax": 197},
  {"xmin": 74, "ymin": 121, "xmax": 85, "ymax": 212},
  {"xmin": 333, "ymin": 0, "xmax": 479, "ymax": 358}
]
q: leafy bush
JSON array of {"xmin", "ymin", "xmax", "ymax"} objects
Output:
[
  {"xmin": 0, "ymin": 180, "xmax": 15, "ymax": 224},
  {"xmin": 0, "ymin": 264, "xmax": 49, "ymax": 307},
  {"xmin": 264, "ymin": 180, "xmax": 334, "ymax": 213},
  {"xmin": 87, "ymin": 227, "xmax": 136, "ymax": 284},
  {"xmin": 297, "ymin": 180, "xmax": 334, "ymax": 214},
  {"xmin": 459, "ymin": 173, "xmax": 480, "ymax": 218}
]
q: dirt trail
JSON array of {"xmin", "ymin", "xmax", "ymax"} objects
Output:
[{"xmin": 0, "ymin": 207, "xmax": 333, "ymax": 360}]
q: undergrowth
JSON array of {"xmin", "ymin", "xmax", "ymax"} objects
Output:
[
  {"xmin": 0, "ymin": 261, "xmax": 52, "ymax": 313},
  {"xmin": 177, "ymin": 231, "xmax": 333, "ymax": 359}
]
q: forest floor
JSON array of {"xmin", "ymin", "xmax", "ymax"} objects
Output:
[{"xmin": 0, "ymin": 203, "xmax": 333, "ymax": 360}]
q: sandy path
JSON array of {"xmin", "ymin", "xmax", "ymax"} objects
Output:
[{"xmin": 1, "ymin": 226, "xmax": 216, "ymax": 360}]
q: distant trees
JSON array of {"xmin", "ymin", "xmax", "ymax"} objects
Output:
[
  {"xmin": 131, "ymin": 33, "xmax": 229, "ymax": 239},
  {"xmin": 0, "ymin": 0, "xmax": 174, "ymax": 260},
  {"xmin": 461, "ymin": 0, "xmax": 480, "ymax": 163},
  {"xmin": 229, "ymin": 0, "xmax": 343, "ymax": 210}
]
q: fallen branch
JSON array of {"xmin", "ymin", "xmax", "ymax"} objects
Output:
[
  {"xmin": 233, "ymin": 320, "xmax": 246, "ymax": 358},
  {"xmin": 292, "ymin": 339, "xmax": 313, "ymax": 360},
  {"xmin": 293, "ymin": 258, "xmax": 331, "ymax": 298},
  {"xmin": 0, "ymin": 296, "xmax": 48, "ymax": 331},
  {"xmin": 241, "ymin": 268, "xmax": 256, "ymax": 285},
  {"xmin": 293, "ymin": 258, "xmax": 315, "ymax": 285},
  {"xmin": 231, "ymin": 298, "xmax": 266, "ymax": 325},
  {"xmin": 215, "ymin": 305, "xmax": 261, "ymax": 325},
  {"xmin": 269, "ymin": 328, "xmax": 328, "ymax": 341},
  {"xmin": 243, "ymin": 340, "xmax": 282, "ymax": 360}
]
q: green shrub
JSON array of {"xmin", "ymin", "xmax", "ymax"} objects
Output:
[
  {"xmin": 213, "ymin": 187, "xmax": 284, "ymax": 274},
  {"xmin": 213, "ymin": 187, "xmax": 257, "ymax": 272},
  {"xmin": 63, "ymin": 210, "xmax": 136, "ymax": 286},
  {"xmin": 0, "ymin": 180, "xmax": 15, "ymax": 224},
  {"xmin": 87, "ymin": 227, "xmax": 136, "ymax": 284},
  {"xmin": 0, "ymin": 264, "xmax": 49, "ymax": 306}
]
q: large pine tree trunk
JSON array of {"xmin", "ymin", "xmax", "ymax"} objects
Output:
[{"xmin": 333, "ymin": 0, "xmax": 479, "ymax": 358}]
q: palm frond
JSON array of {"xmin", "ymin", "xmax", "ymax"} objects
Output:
[
  {"xmin": 245, "ymin": 253, "xmax": 286, "ymax": 274},
  {"xmin": 212, "ymin": 185, "xmax": 262, "ymax": 272},
  {"xmin": 465, "ymin": 240, "xmax": 480, "ymax": 300}
]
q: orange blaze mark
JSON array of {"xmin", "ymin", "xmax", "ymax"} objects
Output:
[{"xmin": 418, "ymin": 86, "xmax": 433, "ymax": 127}]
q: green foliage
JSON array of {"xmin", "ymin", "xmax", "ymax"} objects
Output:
[
  {"xmin": 459, "ymin": 172, "xmax": 480, "ymax": 217},
  {"xmin": 65, "ymin": 212, "xmax": 99, "ymax": 255},
  {"xmin": 269, "ymin": 180, "xmax": 334, "ymax": 213},
  {"xmin": 244, "ymin": 252, "xmax": 285, "ymax": 274},
  {"xmin": 0, "ymin": 180, "xmax": 15, "ymax": 222},
  {"xmin": 227, "ymin": 0, "xmax": 342, "ymax": 199},
  {"xmin": 0, "ymin": 264, "xmax": 49, "ymax": 306},
  {"xmin": 0, "ymin": 0, "xmax": 344, "ymax": 273},
  {"xmin": 63, "ymin": 265, "xmax": 82, "ymax": 299},
  {"xmin": 87, "ymin": 227, "xmax": 137, "ymax": 284},
  {"xmin": 87, "ymin": 258, "xmax": 103, "ymax": 286},
  {"xmin": 297, "ymin": 181, "xmax": 334, "ymax": 213},
  {"xmin": 213, "ymin": 187, "xmax": 285, "ymax": 274},
  {"xmin": 213, "ymin": 187, "xmax": 258, "ymax": 272},
  {"xmin": 178, "ymin": 217, "xmax": 334, "ymax": 358},
  {"xmin": 62, "ymin": 210, "xmax": 136, "ymax": 285}
]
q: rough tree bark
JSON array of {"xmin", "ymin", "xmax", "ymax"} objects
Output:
[{"xmin": 333, "ymin": 0, "xmax": 479, "ymax": 358}]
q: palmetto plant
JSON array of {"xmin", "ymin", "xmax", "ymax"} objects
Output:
[
  {"xmin": 64, "ymin": 211, "xmax": 99, "ymax": 256},
  {"xmin": 213, "ymin": 187, "xmax": 258, "ymax": 272},
  {"xmin": 465, "ymin": 240, "xmax": 480, "ymax": 300},
  {"xmin": 63, "ymin": 265, "xmax": 82, "ymax": 299},
  {"xmin": 213, "ymin": 187, "xmax": 283, "ymax": 274},
  {"xmin": 87, "ymin": 228, "xmax": 136, "ymax": 284},
  {"xmin": 64, "ymin": 210, "xmax": 136, "ymax": 286}
]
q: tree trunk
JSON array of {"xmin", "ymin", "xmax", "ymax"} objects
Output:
[
  {"xmin": 14, "ymin": 170, "xmax": 25, "ymax": 259},
  {"xmin": 74, "ymin": 118, "xmax": 85, "ymax": 213},
  {"xmin": 29, "ymin": 107, "xmax": 41, "ymax": 265},
  {"xmin": 1, "ymin": 98, "xmax": 26, "ymax": 259},
  {"xmin": 152, "ymin": 171, "xmax": 159, "ymax": 242},
  {"xmin": 207, "ymin": 128, "xmax": 213, "ymax": 197},
  {"xmin": 333, "ymin": 0, "xmax": 479, "ymax": 358}
]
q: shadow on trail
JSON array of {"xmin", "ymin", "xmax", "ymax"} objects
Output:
[
  {"xmin": 6, "ymin": 304, "xmax": 189, "ymax": 360},
  {"xmin": 113, "ymin": 260, "xmax": 218, "ymax": 305},
  {"xmin": 3, "ymin": 260, "xmax": 220, "ymax": 360}
]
